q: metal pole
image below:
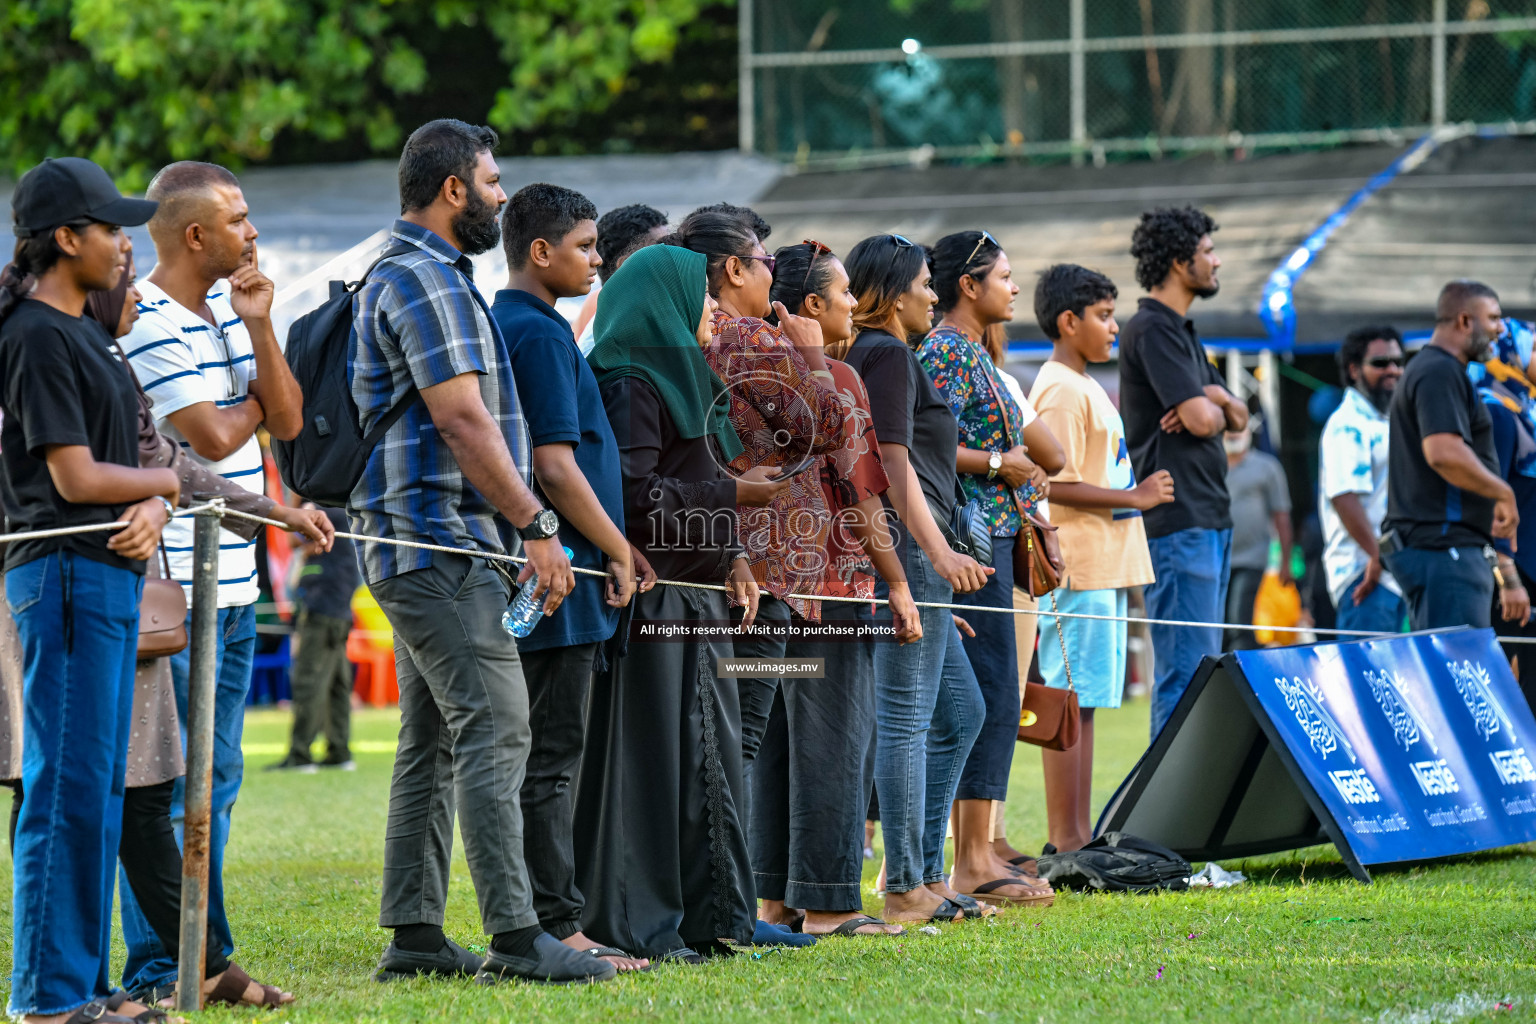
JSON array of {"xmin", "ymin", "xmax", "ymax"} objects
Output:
[
  {"xmin": 738, "ymin": 0, "xmax": 755, "ymax": 153},
  {"xmin": 1069, "ymin": 0, "xmax": 1087, "ymax": 166},
  {"xmin": 176, "ymin": 503, "xmax": 222, "ymax": 1012},
  {"xmin": 1431, "ymin": 0, "xmax": 1447, "ymax": 127}
]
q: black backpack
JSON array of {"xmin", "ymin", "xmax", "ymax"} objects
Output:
[
  {"xmin": 271, "ymin": 244, "xmax": 418, "ymax": 506},
  {"xmin": 1036, "ymin": 832, "xmax": 1191, "ymax": 893}
]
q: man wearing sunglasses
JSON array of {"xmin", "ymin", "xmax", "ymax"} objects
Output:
[
  {"xmin": 1382, "ymin": 280, "xmax": 1519, "ymax": 633},
  {"xmin": 1318, "ymin": 325, "xmax": 1407, "ymax": 636}
]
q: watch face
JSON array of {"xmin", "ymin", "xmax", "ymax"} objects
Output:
[{"xmin": 535, "ymin": 509, "xmax": 559, "ymax": 536}]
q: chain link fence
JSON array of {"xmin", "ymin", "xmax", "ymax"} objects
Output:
[{"xmin": 740, "ymin": 0, "xmax": 1536, "ymax": 166}]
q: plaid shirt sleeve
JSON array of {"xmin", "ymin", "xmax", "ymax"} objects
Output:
[{"xmin": 378, "ymin": 260, "xmax": 492, "ymax": 390}]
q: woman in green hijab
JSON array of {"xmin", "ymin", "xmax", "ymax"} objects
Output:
[{"xmin": 574, "ymin": 243, "xmax": 784, "ymax": 963}]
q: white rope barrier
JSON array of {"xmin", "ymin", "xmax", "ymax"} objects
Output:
[{"xmin": 213, "ymin": 505, "xmax": 1536, "ymax": 646}]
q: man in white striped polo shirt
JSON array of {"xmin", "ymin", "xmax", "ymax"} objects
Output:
[{"xmin": 121, "ymin": 161, "xmax": 305, "ymax": 1003}]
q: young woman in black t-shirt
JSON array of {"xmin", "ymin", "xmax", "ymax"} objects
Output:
[
  {"xmin": 838, "ymin": 234, "xmax": 993, "ymax": 928},
  {"xmin": 0, "ymin": 160, "xmax": 181, "ymax": 1024}
]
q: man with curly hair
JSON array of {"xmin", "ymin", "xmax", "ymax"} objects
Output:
[{"xmin": 1118, "ymin": 207, "xmax": 1248, "ymax": 737}]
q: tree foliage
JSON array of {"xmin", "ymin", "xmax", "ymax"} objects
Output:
[{"xmin": 0, "ymin": 0, "xmax": 732, "ymax": 185}]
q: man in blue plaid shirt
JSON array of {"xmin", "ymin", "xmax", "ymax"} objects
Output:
[{"xmin": 348, "ymin": 119, "xmax": 608, "ymax": 987}]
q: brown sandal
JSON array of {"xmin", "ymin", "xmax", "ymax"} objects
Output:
[{"xmin": 205, "ymin": 962, "xmax": 291, "ymax": 1008}]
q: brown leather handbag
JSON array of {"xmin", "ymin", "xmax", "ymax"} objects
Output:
[
  {"xmin": 1016, "ymin": 511, "xmax": 1063, "ymax": 598},
  {"xmin": 139, "ymin": 547, "xmax": 188, "ymax": 660},
  {"xmin": 1017, "ymin": 590, "xmax": 1081, "ymax": 750}
]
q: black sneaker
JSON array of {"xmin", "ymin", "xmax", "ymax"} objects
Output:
[
  {"xmin": 264, "ymin": 756, "xmax": 317, "ymax": 774},
  {"xmin": 475, "ymin": 933, "xmax": 617, "ymax": 985},
  {"xmin": 375, "ymin": 938, "xmax": 483, "ymax": 982}
]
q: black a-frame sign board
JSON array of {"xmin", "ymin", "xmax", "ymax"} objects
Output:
[{"xmin": 1096, "ymin": 654, "xmax": 1371, "ymax": 882}]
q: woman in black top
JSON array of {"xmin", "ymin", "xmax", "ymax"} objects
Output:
[
  {"xmin": 576, "ymin": 243, "xmax": 782, "ymax": 963},
  {"xmin": 0, "ymin": 159, "xmax": 179, "ymax": 1024},
  {"xmin": 838, "ymin": 234, "xmax": 991, "ymax": 927}
]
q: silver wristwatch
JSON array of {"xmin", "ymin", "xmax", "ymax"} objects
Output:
[{"xmin": 986, "ymin": 450, "xmax": 1003, "ymax": 481}]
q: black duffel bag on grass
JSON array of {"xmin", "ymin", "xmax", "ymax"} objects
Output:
[{"xmin": 1036, "ymin": 832, "xmax": 1191, "ymax": 893}]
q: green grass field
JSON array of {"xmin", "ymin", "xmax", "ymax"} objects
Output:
[{"xmin": 1, "ymin": 700, "xmax": 1533, "ymax": 1023}]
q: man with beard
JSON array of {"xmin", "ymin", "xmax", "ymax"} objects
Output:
[
  {"xmin": 121, "ymin": 160, "xmax": 306, "ymax": 1001},
  {"xmin": 1318, "ymin": 325, "xmax": 1407, "ymax": 636},
  {"xmin": 1383, "ymin": 281, "xmax": 1519, "ymax": 631},
  {"xmin": 351, "ymin": 120, "xmax": 607, "ymax": 986},
  {"xmin": 1119, "ymin": 206, "xmax": 1248, "ymax": 736}
]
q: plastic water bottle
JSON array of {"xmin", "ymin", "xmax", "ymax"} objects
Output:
[{"xmin": 501, "ymin": 547, "xmax": 574, "ymax": 638}]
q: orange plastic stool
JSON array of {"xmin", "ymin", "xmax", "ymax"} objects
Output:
[{"xmin": 348, "ymin": 629, "xmax": 398, "ymax": 706}]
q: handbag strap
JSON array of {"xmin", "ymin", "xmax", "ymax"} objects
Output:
[
  {"xmin": 970, "ymin": 340, "xmax": 1044, "ymax": 524},
  {"xmin": 1048, "ymin": 588, "xmax": 1075, "ymax": 691}
]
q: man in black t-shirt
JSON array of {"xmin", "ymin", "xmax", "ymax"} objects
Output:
[
  {"xmin": 1383, "ymin": 280, "xmax": 1518, "ymax": 631},
  {"xmin": 1119, "ymin": 207, "xmax": 1249, "ymax": 737}
]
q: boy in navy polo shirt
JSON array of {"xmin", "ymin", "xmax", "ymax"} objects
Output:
[{"xmin": 492, "ymin": 184, "xmax": 654, "ymax": 973}]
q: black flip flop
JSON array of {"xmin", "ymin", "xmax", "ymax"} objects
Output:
[
  {"xmin": 655, "ymin": 947, "xmax": 706, "ymax": 965},
  {"xmin": 928, "ymin": 897, "xmax": 968, "ymax": 923},
  {"xmin": 828, "ymin": 914, "xmax": 905, "ymax": 937},
  {"xmin": 963, "ymin": 877, "xmax": 1055, "ymax": 908},
  {"xmin": 949, "ymin": 892, "xmax": 997, "ymax": 919}
]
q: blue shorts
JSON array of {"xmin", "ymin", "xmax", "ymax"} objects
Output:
[{"xmin": 1037, "ymin": 587, "xmax": 1129, "ymax": 710}]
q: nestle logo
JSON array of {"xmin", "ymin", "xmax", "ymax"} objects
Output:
[
  {"xmin": 1490, "ymin": 747, "xmax": 1536, "ymax": 786},
  {"xmin": 1409, "ymin": 758, "xmax": 1460, "ymax": 797},
  {"xmin": 1329, "ymin": 769, "xmax": 1380, "ymax": 805}
]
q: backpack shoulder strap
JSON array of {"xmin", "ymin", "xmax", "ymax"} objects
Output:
[{"xmin": 350, "ymin": 241, "xmax": 419, "ymax": 294}]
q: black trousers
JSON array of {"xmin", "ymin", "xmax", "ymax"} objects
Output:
[
  {"xmin": 1224, "ymin": 566, "xmax": 1266, "ymax": 651},
  {"xmin": 732, "ymin": 595, "xmax": 793, "ymax": 849},
  {"xmin": 119, "ymin": 781, "xmax": 230, "ymax": 982},
  {"xmin": 750, "ymin": 601, "xmax": 877, "ymax": 911},
  {"xmin": 519, "ymin": 642, "xmax": 598, "ymax": 938},
  {"xmin": 1495, "ymin": 564, "xmax": 1536, "ymax": 712}
]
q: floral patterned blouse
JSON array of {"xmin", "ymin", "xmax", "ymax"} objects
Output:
[
  {"xmin": 917, "ymin": 324, "xmax": 1039, "ymax": 536},
  {"xmin": 704, "ymin": 311, "xmax": 846, "ymax": 618}
]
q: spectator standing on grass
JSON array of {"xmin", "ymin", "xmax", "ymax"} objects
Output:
[
  {"xmin": 0, "ymin": 157, "xmax": 174, "ymax": 1024},
  {"xmin": 572, "ymin": 203, "xmax": 668, "ymax": 353},
  {"xmin": 1223, "ymin": 418, "xmax": 1293, "ymax": 650},
  {"xmin": 351, "ymin": 120, "xmax": 608, "ymax": 987},
  {"xmin": 1382, "ymin": 281, "xmax": 1518, "ymax": 632},
  {"xmin": 85, "ymin": 251, "xmax": 324, "ymax": 1010},
  {"xmin": 1029, "ymin": 264, "xmax": 1169, "ymax": 853},
  {"xmin": 1468, "ymin": 318, "xmax": 1536, "ymax": 704},
  {"xmin": 1318, "ymin": 325, "xmax": 1406, "ymax": 635},
  {"xmin": 493, "ymin": 183, "xmax": 653, "ymax": 974},
  {"xmin": 919, "ymin": 229, "xmax": 1061, "ymax": 907},
  {"xmin": 1118, "ymin": 207, "xmax": 1247, "ymax": 737},
  {"xmin": 119, "ymin": 159, "xmax": 306, "ymax": 1002},
  {"xmin": 268, "ymin": 507, "xmax": 357, "ymax": 773}
]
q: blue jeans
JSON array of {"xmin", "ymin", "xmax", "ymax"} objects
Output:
[
  {"xmin": 1145, "ymin": 527, "xmax": 1231, "ymax": 739},
  {"xmin": 7, "ymin": 553, "xmax": 141, "ymax": 1016},
  {"xmin": 119, "ymin": 602, "xmax": 256, "ymax": 994},
  {"xmin": 873, "ymin": 547, "xmax": 984, "ymax": 893},
  {"xmin": 1382, "ymin": 545, "xmax": 1494, "ymax": 632},
  {"xmin": 952, "ymin": 534, "xmax": 1019, "ymax": 802},
  {"xmin": 1334, "ymin": 572, "xmax": 1407, "ymax": 635}
]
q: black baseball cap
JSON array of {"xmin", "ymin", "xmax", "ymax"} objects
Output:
[{"xmin": 12, "ymin": 157, "xmax": 158, "ymax": 238}]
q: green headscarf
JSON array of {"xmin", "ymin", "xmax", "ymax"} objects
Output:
[{"xmin": 588, "ymin": 244, "xmax": 744, "ymax": 462}]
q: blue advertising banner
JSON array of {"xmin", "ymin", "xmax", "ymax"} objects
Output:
[
  {"xmin": 1098, "ymin": 627, "xmax": 1536, "ymax": 880},
  {"xmin": 1236, "ymin": 627, "xmax": 1536, "ymax": 866}
]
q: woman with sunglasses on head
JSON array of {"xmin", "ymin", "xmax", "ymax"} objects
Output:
[
  {"xmin": 0, "ymin": 158, "xmax": 180, "ymax": 1024},
  {"xmin": 667, "ymin": 210, "xmax": 849, "ymax": 942},
  {"xmin": 918, "ymin": 230, "xmax": 1063, "ymax": 909},
  {"xmin": 736, "ymin": 240, "xmax": 923, "ymax": 939},
  {"xmin": 839, "ymin": 233, "xmax": 991, "ymax": 927},
  {"xmin": 576, "ymin": 243, "xmax": 773, "ymax": 964},
  {"xmin": 80, "ymin": 251, "xmax": 325, "ymax": 1009}
]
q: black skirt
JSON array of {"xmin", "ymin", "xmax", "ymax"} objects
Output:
[{"xmin": 573, "ymin": 583, "xmax": 755, "ymax": 958}]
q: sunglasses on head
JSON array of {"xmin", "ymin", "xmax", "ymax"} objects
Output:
[
  {"xmin": 963, "ymin": 229, "xmax": 1000, "ymax": 270},
  {"xmin": 884, "ymin": 233, "xmax": 916, "ymax": 273},
  {"xmin": 799, "ymin": 239, "xmax": 833, "ymax": 293},
  {"xmin": 1365, "ymin": 356, "xmax": 1404, "ymax": 369}
]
